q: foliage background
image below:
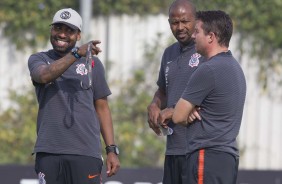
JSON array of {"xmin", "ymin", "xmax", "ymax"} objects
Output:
[{"xmin": 0, "ymin": 0, "xmax": 282, "ymax": 167}]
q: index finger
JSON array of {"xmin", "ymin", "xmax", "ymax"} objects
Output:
[
  {"xmin": 91, "ymin": 40, "xmax": 101, "ymax": 46},
  {"xmin": 107, "ymin": 164, "xmax": 119, "ymax": 177},
  {"xmin": 194, "ymin": 111, "xmax": 201, "ymax": 120}
]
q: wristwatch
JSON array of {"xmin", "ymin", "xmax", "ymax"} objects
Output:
[
  {"xmin": 71, "ymin": 47, "xmax": 81, "ymax": 59},
  {"xmin": 105, "ymin": 145, "xmax": 119, "ymax": 155}
]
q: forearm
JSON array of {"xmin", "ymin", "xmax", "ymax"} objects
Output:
[
  {"xmin": 95, "ymin": 98, "xmax": 115, "ymax": 146},
  {"xmin": 149, "ymin": 88, "xmax": 167, "ymax": 109},
  {"xmin": 32, "ymin": 53, "xmax": 76, "ymax": 84},
  {"xmin": 100, "ymin": 116, "xmax": 115, "ymax": 146},
  {"xmin": 172, "ymin": 98, "xmax": 195, "ymax": 126}
]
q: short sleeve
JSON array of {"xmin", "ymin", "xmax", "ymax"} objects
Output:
[
  {"xmin": 91, "ymin": 57, "xmax": 111, "ymax": 100},
  {"xmin": 182, "ymin": 64, "xmax": 214, "ymax": 106}
]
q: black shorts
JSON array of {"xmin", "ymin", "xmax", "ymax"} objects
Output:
[
  {"xmin": 162, "ymin": 155, "xmax": 188, "ymax": 184},
  {"xmin": 35, "ymin": 152, "xmax": 103, "ymax": 184},
  {"xmin": 186, "ymin": 149, "xmax": 239, "ymax": 184}
]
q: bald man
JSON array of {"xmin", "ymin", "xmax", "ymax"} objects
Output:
[{"xmin": 147, "ymin": 1, "xmax": 203, "ymax": 183}]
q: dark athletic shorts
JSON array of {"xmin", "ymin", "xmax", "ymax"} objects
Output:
[
  {"xmin": 162, "ymin": 155, "xmax": 188, "ymax": 184},
  {"xmin": 35, "ymin": 152, "xmax": 103, "ymax": 184},
  {"xmin": 186, "ymin": 149, "xmax": 239, "ymax": 184}
]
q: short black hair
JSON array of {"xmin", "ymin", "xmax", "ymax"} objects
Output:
[{"xmin": 196, "ymin": 10, "xmax": 233, "ymax": 47}]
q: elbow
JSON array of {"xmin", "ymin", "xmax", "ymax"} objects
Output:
[
  {"xmin": 31, "ymin": 70, "xmax": 51, "ymax": 84},
  {"xmin": 32, "ymin": 70, "xmax": 55, "ymax": 84},
  {"xmin": 31, "ymin": 66, "xmax": 53, "ymax": 84},
  {"xmin": 40, "ymin": 77, "xmax": 52, "ymax": 84},
  {"xmin": 32, "ymin": 75, "xmax": 50, "ymax": 84}
]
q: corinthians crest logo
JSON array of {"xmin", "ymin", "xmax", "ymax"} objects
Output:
[
  {"xmin": 76, "ymin": 63, "xmax": 88, "ymax": 75},
  {"xmin": 189, "ymin": 53, "xmax": 201, "ymax": 67},
  {"xmin": 60, "ymin": 11, "xmax": 71, "ymax": 19}
]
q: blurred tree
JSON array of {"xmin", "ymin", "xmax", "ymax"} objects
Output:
[
  {"xmin": 1, "ymin": 0, "xmax": 282, "ymax": 165},
  {"xmin": 0, "ymin": 0, "xmax": 78, "ymax": 50},
  {"xmin": 1, "ymin": 0, "xmax": 281, "ymax": 55},
  {"xmin": 0, "ymin": 88, "xmax": 37, "ymax": 164},
  {"xmin": 1, "ymin": 0, "xmax": 281, "ymax": 93},
  {"xmin": 106, "ymin": 33, "xmax": 171, "ymax": 167},
  {"xmin": 0, "ymin": 0, "xmax": 171, "ymax": 50},
  {"xmin": 92, "ymin": 0, "xmax": 171, "ymax": 15}
]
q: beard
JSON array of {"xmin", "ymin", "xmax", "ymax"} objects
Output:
[
  {"xmin": 52, "ymin": 44, "xmax": 72, "ymax": 55},
  {"xmin": 50, "ymin": 36, "xmax": 75, "ymax": 56}
]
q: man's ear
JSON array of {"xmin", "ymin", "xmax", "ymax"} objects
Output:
[
  {"xmin": 208, "ymin": 32, "xmax": 215, "ymax": 44},
  {"xmin": 77, "ymin": 32, "xmax": 81, "ymax": 41}
]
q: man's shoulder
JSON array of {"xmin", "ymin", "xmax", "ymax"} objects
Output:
[
  {"xmin": 28, "ymin": 50, "xmax": 54, "ymax": 65},
  {"xmin": 162, "ymin": 42, "xmax": 180, "ymax": 60},
  {"xmin": 165, "ymin": 42, "xmax": 179, "ymax": 52},
  {"xmin": 30, "ymin": 50, "xmax": 53, "ymax": 58}
]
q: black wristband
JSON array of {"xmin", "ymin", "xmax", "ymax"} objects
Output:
[
  {"xmin": 105, "ymin": 145, "xmax": 119, "ymax": 155},
  {"xmin": 71, "ymin": 47, "xmax": 81, "ymax": 59}
]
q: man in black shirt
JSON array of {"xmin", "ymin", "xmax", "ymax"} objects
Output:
[
  {"xmin": 147, "ymin": 1, "xmax": 203, "ymax": 183},
  {"xmin": 173, "ymin": 10, "xmax": 246, "ymax": 184},
  {"xmin": 28, "ymin": 8, "xmax": 120, "ymax": 184}
]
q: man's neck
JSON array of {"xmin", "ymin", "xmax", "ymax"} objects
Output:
[{"xmin": 206, "ymin": 46, "xmax": 229, "ymax": 60}]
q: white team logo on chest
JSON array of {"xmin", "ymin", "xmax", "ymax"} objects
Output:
[
  {"xmin": 189, "ymin": 53, "xmax": 201, "ymax": 67},
  {"xmin": 76, "ymin": 63, "xmax": 88, "ymax": 75}
]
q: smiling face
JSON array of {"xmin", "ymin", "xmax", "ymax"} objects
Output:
[
  {"xmin": 50, "ymin": 23, "xmax": 81, "ymax": 56},
  {"xmin": 168, "ymin": 2, "xmax": 196, "ymax": 47}
]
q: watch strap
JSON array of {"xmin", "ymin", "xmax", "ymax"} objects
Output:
[
  {"xmin": 71, "ymin": 47, "xmax": 81, "ymax": 59},
  {"xmin": 105, "ymin": 145, "xmax": 119, "ymax": 155}
]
